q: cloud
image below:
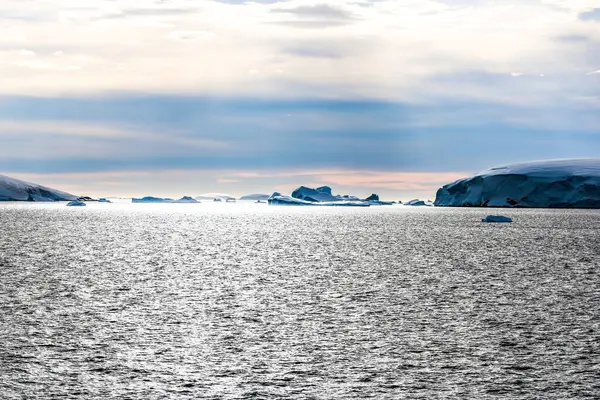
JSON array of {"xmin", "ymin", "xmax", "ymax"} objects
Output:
[
  {"xmin": 0, "ymin": 1, "xmax": 597, "ymax": 107},
  {"xmin": 579, "ymin": 8, "xmax": 600, "ymax": 21},
  {"xmin": 270, "ymin": 4, "xmax": 356, "ymax": 20},
  {"xmin": 167, "ymin": 30, "xmax": 215, "ymax": 41}
]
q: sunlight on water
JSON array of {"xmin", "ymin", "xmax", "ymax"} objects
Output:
[{"xmin": 1, "ymin": 204, "xmax": 599, "ymax": 399}]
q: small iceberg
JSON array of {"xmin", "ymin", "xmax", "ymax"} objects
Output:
[
  {"xmin": 66, "ymin": 200, "xmax": 86, "ymax": 207},
  {"xmin": 98, "ymin": 198, "xmax": 112, "ymax": 203},
  {"xmin": 172, "ymin": 196, "xmax": 199, "ymax": 204},
  {"xmin": 482, "ymin": 215, "xmax": 513, "ymax": 223},
  {"xmin": 132, "ymin": 196, "xmax": 173, "ymax": 203},
  {"xmin": 404, "ymin": 199, "xmax": 433, "ymax": 206}
]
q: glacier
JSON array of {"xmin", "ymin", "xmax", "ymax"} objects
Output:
[
  {"xmin": 435, "ymin": 159, "xmax": 600, "ymax": 208},
  {"xmin": 0, "ymin": 174, "xmax": 77, "ymax": 202}
]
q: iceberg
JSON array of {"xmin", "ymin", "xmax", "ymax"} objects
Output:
[
  {"xmin": 172, "ymin": 196, "xmax": 199, "ymax": 203},
  {"xmin": 195, "ymin": 193, "xmax": 236, "ymax": 201},
  {"xmin": 286, "ymin": 185, "xmax": 393, "ymax": 205},
  {"xmin": 132, "ymin": 196, "xmax": 174, "ymax": 203},
  {"xmin": 98, "ymin": 198, "xmax": 112, "ymax": 203},
  {"xmin": 132, "ymin": 196, "xmax": 199, "ymax": 204},
  {"xmin": 268, "ymin": 192, "xmax": 369, "ymax": 207},
  {"xmin": 0, "ymin": 174, "xmax": 77, "ymax": 202},
  {"xmin": 291, "ymin": 186, "xmax": 343, "ymax": 202},
  {"xmin": 239, "ymin": 193, "xmax": 271, "ymax": 201},
  {"xmin": 404, "ymin": 199, "xmax": 433, "ymax": 206},
  {"xmin": 482, "ymin": 215, "xmax": 513, "ymax": 223},
  {"xmin": 66, "ymin": 200, "xmax": 86, "ymax": 207},
  {"xmin": 435, "ymin": 159, "xmax": 600, "ymax": 208}
]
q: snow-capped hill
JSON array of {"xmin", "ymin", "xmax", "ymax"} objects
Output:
[
  {"xmin": 435, "ymin": 159, "xmax": 600, "ymax": 208},
  {"xmin": 0, "ymin": 174, "xmax": 77, "ymax": 201}
]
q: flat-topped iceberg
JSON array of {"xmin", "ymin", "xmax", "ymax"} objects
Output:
[
  {"xmin": 404, "ymin": 199, "xmax": 433, "ymax": 206},
  {"xmin": 0, "ymin": 174, "xmax": 77, "ymax": 202},
  {"xmin": 195, "ymin": 193, "xmax": 236, "ymax": 201},
  {"xmin": 132, "ymin": 196, "xmax": 173, "ymax": 203},
  {"xmin": 435, "ymin": 159, "xmax": 600, "ymax": 208},
  {"xmin": 482, "ymin": 215, "xmax": 512, "ymax": 223},
  {"xmin": 239, "ymin": 193, "xmax": 270, "ymax": 201},
  {"xmin": 66, "ymin": 200, "xmax": 86, "ymax": 207},
  {"xmin": 98, "ymin": 198, "xmax": 112, "ymax": 203}
]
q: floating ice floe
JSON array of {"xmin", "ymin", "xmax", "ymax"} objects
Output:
[
  {"xmin": 66, "ymin": 200, "xmax": 86, "ymax": 207},
  {"xmin": 482, "ymin": 215, "xmax": 513, "ymax": 223}
]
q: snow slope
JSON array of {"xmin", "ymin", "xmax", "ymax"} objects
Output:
[
  {"xmin": 435, "ymin": 159, "xmax": 600, "ymax": 208},
  {"xmin": 0, "ymin": 174, "xmax": 77, "ymax": 201}
]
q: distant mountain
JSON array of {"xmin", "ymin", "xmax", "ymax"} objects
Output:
[{"xmin": 0, "ymin": 174, "xmax": 77, "ymax": 201}]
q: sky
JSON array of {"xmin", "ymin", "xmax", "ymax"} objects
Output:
[{"xmin": 1, "ymin": 0, "xmax": 599, "ymax": 200}]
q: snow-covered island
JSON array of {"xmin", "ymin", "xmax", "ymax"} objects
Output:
[
  {"xmin": 268, "ymin": 186, "xmax": 393, "ymax": 206},
  {"xmin": 435, "ymin": 159, "xmax": 600, "ymax": 208},
  {"xmin": 0, "ymin": 174, "xmax": 77, "ymax": 202}
]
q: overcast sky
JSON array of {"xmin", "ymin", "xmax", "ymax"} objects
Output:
[{"xmin": 1, "ymin": 0, "xmax": 599, "ymax": 199}]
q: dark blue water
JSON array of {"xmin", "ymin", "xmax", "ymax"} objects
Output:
[{"xmin": 1, "ymin": 203, "xmax": 599, "ymax": 399}]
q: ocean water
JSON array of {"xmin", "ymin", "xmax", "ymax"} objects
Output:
[{"xmin": 1, "ymin": 203, "xmax": 599, "ymax": 399}]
